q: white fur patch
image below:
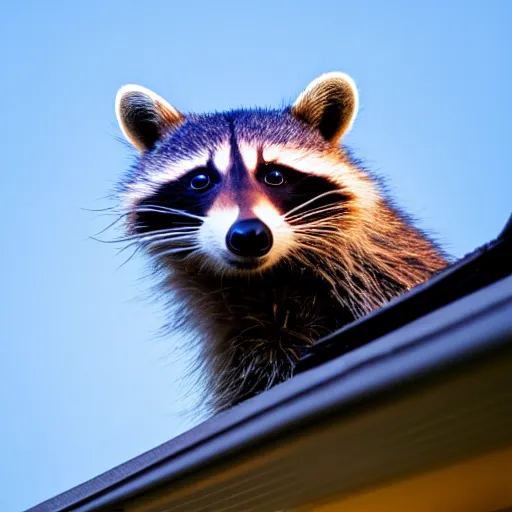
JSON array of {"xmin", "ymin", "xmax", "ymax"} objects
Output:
[
  {"xmin": 262, "ymin": 146, "xmax": 379, "ymax": 211},
  {"xmin": 198, "ymin": 205, "xmax": 240, "ymax": 268},
  {"xmin": 238, "ymin": 143, "xmax": 258, "ymax": 172},
  {"xmin": 213, "ymin": 144, "xmax": 231, "ymax": 174},
  {"xmin": 253, "ymin": 199, "xmax": 294, "ymax": 267}
]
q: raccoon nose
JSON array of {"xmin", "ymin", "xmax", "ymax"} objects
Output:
[{"xmin": 226, "ymin": 219, "xmax": 273, "ymax": 257}]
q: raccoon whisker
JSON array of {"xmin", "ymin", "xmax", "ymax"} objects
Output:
[
  {"xmin": 288, "ymin": 214, "xmax": 347, "ymax": 229},
  {"xmin": 293, "ymin": 223, "xmax": 345, "ymax": 234},
  {"xmin": 117, "ymin": 234, "xmax": 199, "ymax": 255},
  {"xmin": 133, "ymin": 205, "xmax": 205, "ymax": 222},
  {"xmin": 90, "ymin": 210, "xmax": 126, "ymax": 217},
  {"xmin": 93, "ymin": 210, "xmax": 196, "ymax": 240},
  {"xmin": 146, "ymin": 235, "xmax": 199, "ymax": 248},
  {"xmin": 90, "ymin": 234, "xmax": 133, "ymax": 245},
  {"xmin": 302, "ymin": 216, "xmax": 346, "ymax": 225},
  {"xmin": 115, "ymin": 242, "xmax": 141, "ymax": 256},
  {"xmin": 93, "ymin": 212, "xmax": 134, "ymax": 237},
  {"xmin": 143, "ymin": 231, "xmax": 199, "ymax": 242},
  {"xmin": 287, "ymin": 211, "xmax": 346, "ymax": 225},
  {"xmin": 94, "ymin": 207, "xmax": 201, "ymax": 243},
  {"xmin": 292, "ymin": 233, "xmax": 345, "ymax": 248},
  {"xmin": 291, "ymin": 211, "xmax": 347, "ymax": 224},
  {"xmin": 288, "ymin": 217, "xmax": 346, "ymax": 230},
  {"xmin": 282, "ymin": 190, "xmax": 349, "ymax": 219},
  {"xmin": 126, "ymin": 228, "xmax": 199, "ymax": 244},
  {"xmin": 91, "ymin": 232, "xmax": 194, "ymax": 245},
  {"xmin": 81, "ymin": 205, "xmax": 120, "ymax": 213},
  {"xmin": 286, "ymin": 204, "xmax": 348, "ymax": 223},
  {"xmin": 152, "ymin": 245, "xmax": 202, "ymax": 258},
  {"xmin": 116, "ymin": 245, "xmax": 144, "ymax": 271},
  {"xmin": 93, "ymin": 227, "xmax": 200, "ymax": 244}
]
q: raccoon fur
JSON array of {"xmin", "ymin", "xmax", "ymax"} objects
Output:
[{"xmin": 113, "ymin": 73, "xmax": 448, "ymax": 413}]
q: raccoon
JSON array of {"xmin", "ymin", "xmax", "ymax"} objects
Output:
[{"xmin": 114, "ymin": 73, "xmax": 448, "ymax": 413}]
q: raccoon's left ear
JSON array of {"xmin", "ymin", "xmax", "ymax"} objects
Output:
[
  {"xmin": 115, "ymin": 85, "xmax": 184, "ymax": 152},
  {"xmin": 291, "ymin": 72, "xmax": 359, "ymax": 144}
]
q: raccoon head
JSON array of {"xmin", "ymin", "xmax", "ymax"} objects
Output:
[{"xmin": 115, "ymin": 73, "xmax": 378, "ymax": 275}]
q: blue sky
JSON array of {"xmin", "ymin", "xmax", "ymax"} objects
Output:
[{"xmin": 1, "ymin": 1, "xmax": 510, "ymax": 510}]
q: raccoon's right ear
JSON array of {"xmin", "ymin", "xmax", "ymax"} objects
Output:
[
  {"xmin": 115, "ymin": 85, "xmax": 184, "ymax": 152},
  {"xmin": 291, "ymin": 72, "xmax": 359, "ymax": 144}
]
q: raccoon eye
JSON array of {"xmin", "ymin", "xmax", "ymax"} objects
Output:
[
  {"xmin": 190, "ymin": 174, "xmax": 211, "ymax": 191},
  {"xmin": 264, "ymin": 170, "xmax": 285, "ymax": 186}
]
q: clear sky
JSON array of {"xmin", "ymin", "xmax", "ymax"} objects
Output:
[{"xmin": 1, "ymin": 1, "xmax": 510, "ymax": 510}]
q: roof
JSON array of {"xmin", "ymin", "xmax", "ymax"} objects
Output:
[{"xmin": 28, "ymin": 214, "xmax": 512, "ymax": 512}]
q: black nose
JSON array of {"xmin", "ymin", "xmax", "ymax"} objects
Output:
[{"xmin": 226, "ymin": 219, "xmax": 273, "ymax": 257}]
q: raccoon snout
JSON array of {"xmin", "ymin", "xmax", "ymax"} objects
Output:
[{"xmin": 226, "ymin": 219, "xmax": 273, "ymax": 257}]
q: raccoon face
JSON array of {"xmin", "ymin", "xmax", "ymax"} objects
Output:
[{"xmin": 116, "ymin": 73, "xmax": 377, "ymax": 275}]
